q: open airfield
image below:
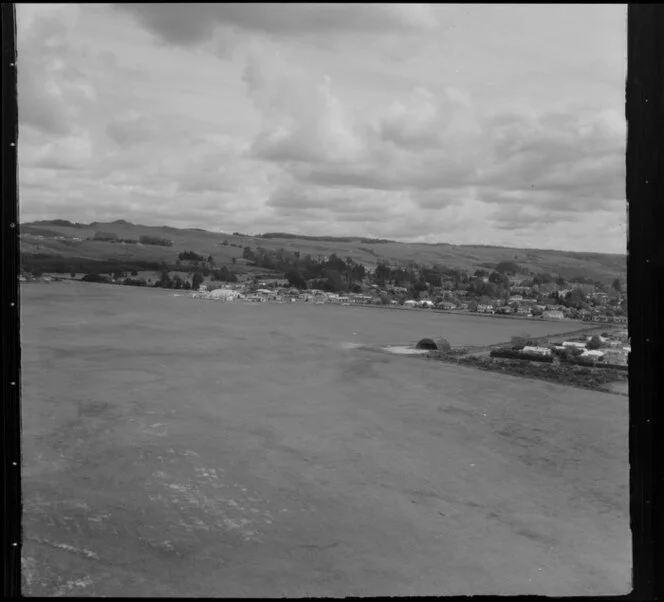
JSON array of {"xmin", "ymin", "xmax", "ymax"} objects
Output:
[{"xmin": 20, "ymin": 282, "xmax": 630, "ymax": 596}]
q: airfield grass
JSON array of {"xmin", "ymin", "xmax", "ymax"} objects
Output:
[{"xmin": 20, "ymin": 281, "xmax": 630, "ymax": 597}]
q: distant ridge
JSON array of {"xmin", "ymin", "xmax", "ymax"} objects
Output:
[{"xmin": 258, "ymin": 232, "xmax": 396, "ymax": 244}]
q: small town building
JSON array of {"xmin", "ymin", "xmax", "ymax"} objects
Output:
[
  {"xmin": 562, "ymin": 341, "xmax": 587, "ymax": 349},
  {"xmin": 581, "ymin": 349, "xmax": 605, "ymax": 359},
  {"xmin": 209, "ymin": 288, "xmax": 240, "ymax": 301},
  {"xmin": 438, "ymin": 302, "xmax": 457, "ymax": 310},
  {"xmin": 522, "ymin": 346, "xmax": 552, "ymax": 356}
]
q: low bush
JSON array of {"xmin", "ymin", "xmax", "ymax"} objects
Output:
[{"xmin": 81, "ymin": 273, "xmax": 111, "ymax": 283}]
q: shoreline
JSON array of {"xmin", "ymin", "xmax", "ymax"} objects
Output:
[{"xmin": 24, "ymin": 281, "xmax": 624, "ymax": 328}]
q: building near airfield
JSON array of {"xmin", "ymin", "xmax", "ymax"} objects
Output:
[{"xmin": 208, "ymin": 288, "xmax": 242, "ymax": 301}]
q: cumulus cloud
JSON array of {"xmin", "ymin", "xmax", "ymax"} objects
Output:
[
  {"xmin": 242, "ymin": 41, "xmax": 625, "ymax": 234},
  {"xmin": 376, "ymin": 86, "xmax": 477, "ymax": 150},
  {"xmin": 243, "ymin": 44, "xmax": 364, "ymax": 165}
]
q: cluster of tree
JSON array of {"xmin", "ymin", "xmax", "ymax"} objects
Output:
[
  {"xmin": 178, "ymin": 250, "xmax": 210, "ymax": 262},
  {"xmin": 139, "ymin": 235, "xmax": 173, "ymax": 247},
  {"xmin": 152, "ymin": 271, "xmax": 193, "ymax": 290},
  {"xmin": 243, "ymin": 246, "xmax": 368, "ymax": 293},
  {"xmin": 531, "ymin": 272, "xmax": 555, "ymax": 285},
  {"xmin": 373, "ymin": 262, "xmax": 415, "ymax": 287},
  {"xmin": 466, "ymin": 277, "xmax": 508, "ymax": 300},
  {"xmin": 210, "ymin": 267, "xmax": 237, "ymax": 282},
  {"xmin": 494, "ymin": 261, "xmax": 521, "ymax": 275},
  {"xmin": 285, "ymin": 270, "xmax": 307, "ymax": 289},
  {"xmin": 586, "ymin": 335, "xmax": 604, "ymax": 350},
  {"xmin": 81, "ymin": 273, "xmax": 112, "ymax": 283},
  {"xmin": 559, "ymin": 288, "xmax": 591, "ymax": 310}
]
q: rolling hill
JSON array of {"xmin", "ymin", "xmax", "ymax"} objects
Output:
[{"xmin": 19, "ymin": 219, "xmax": 626, "ymax": 283}]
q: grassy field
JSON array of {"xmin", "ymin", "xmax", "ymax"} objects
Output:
[
  {"xmin": 20, "ymin": 282, "xmax": 630, "ymax": 596},
  {"xmin": 21, "ymin": 219, "xmax": 626, "ymax": 283}
]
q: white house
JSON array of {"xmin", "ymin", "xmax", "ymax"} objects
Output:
[
  {"xmin": 581, "ymin": 349, "xmax": 605, "ymax": 359},
  {"xmin": 438, "ymin": 302, "xmax": 457, "ymax": 310},
  {"xmin": 542, "ymin": 310, "xmax": 565, "ymax": 320},
  {"xmin": 403, "ymin": 300, "xmax": 418, "ymax": 307},
  {"xmin": 523, "ymin": 346, "xmax": 552, "ymax": 356},
  {"xmin": 208, "ymin": 288, "xmax": 240, "ymax": 301},
  {"xmin": 562, "ymin": 341, "xmax": 587, "ymax": 349}
]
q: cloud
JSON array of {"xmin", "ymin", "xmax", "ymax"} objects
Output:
[
  {"xmin": 105, "ymin": 110, "xmax": 158, "ymax": 147},
  {"xmin": 21, "ymin": 130, "xmax": 93, "ymax": 171},
  {"xmin": 376, "ymin": 86, "xmax": 477, "ymax": 150},
  {"xmin": 243, "ymin": 44, "xmax": 364, "ymax": 165},
  {"xmin": 114, "ymin": 3, "xmax": 439, "ymax": 47},
  {"xmin": 17, "ymin": 5, "xmax": 88, "ymax": 136},
  {"xmin": 17, "ymin": 4, "xmax": 627, "ymax": 253}
]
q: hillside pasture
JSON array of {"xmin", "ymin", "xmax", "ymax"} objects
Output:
[{"xmin": 20, "ymin": 220, "xmax": 626, "ymax": 283}]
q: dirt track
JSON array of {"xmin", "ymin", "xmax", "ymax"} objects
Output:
[{"xmin": 20, "ymin": 282, "xmax": 631, "ymax": 596}]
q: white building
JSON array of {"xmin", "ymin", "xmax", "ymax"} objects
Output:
[
  {"xmin": 581, "ymin": 349, "xmax": 605, "ymax": 359},
  {"xmin": 208, "ymin": 288, "xmax": 240, "ymax": 301},
  {"xmin": 523, "ymin": 346, "xmax": 552, "ymax": 356},
  {"xmin": 562, "ymin": 341, "xmax": 587, "ymax": 349}
]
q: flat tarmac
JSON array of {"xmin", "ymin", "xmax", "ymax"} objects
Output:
[{"xmin": 21, "ymin": 282, "xmax": 630, "ymax": 596}]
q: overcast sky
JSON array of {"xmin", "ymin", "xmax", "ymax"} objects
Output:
[{"xmin": 17, "ymin": 4, "xmax": 627, "ymax": 253}]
